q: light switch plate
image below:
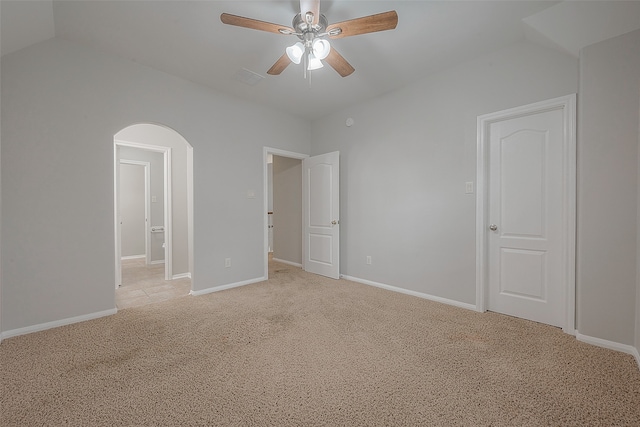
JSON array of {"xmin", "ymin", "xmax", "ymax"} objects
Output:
[{"xmin": 465, "ymin": 182, "xmax": 474, "ymax": 194}]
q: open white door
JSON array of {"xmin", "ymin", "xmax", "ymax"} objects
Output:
[{"xmin": 303, "ymin": 151, "xmax": 340, "ymax": 279}]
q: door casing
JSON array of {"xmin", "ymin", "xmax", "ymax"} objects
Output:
[
  {"xmin": 475, "ymin": 94, "xmax": 576, "ymax": 334},
  {"xmin": 262, "ymin": 147, "xmax": 309, "ymax": 279},
  {"xmin": 262, "ymin": 147, "xmax": 340, "ymax": 280},
  {"xmin": 114, "ymin": 140, "xmax": 172, "ymax": 286}
]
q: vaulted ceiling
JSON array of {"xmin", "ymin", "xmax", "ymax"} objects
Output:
[{"xmin": 2, "ymin": 1, "xmax": 640, "ymax": 119}]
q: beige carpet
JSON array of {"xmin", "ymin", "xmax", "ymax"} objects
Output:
[{"xmin": 2, "ymin": 261, "xmax": 640, "ymax": 426}]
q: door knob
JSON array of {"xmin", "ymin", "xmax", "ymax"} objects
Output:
[
  {"xmin": 489, "ymin": 224, "xmax": 498, "ymax": 231},
  {"xmin": 331, "ymin": 220, "xmax": 339, "ymax": 225}
]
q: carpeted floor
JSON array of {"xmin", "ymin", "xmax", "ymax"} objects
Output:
[{"xmin": 2, "ymin": 261, "xmax": 640, "ymax": 426}]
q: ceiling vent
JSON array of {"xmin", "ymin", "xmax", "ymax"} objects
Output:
[{"xmin": 234, "ymin": 68, "xmax": 265, "ymax": 86}]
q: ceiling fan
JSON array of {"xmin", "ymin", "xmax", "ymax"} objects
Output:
[{"xmin": 220, "ymin": 0, "xmax": 398, "ymax": 79}]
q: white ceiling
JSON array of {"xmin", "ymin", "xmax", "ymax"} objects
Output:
[{"xmin": 2, "ymin": 1, "xmax": 640, "ymax": 119}]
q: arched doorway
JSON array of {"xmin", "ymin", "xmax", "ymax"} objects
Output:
[{"xmin": 114, "ymin": 123, "xmax": 194, "ymax": 308}]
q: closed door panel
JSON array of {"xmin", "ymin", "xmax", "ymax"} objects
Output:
[{"xmin": 488, "ymin": 108, "xmax": 564, "ymax": 327}]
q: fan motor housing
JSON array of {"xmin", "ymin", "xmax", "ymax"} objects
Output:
[{"xmin": 292, "ymin": 13, "xmax": 328, "ymax": 36}]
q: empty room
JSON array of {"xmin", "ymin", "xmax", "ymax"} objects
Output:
[{"xmin": 2, "ymin": 1, "xmax": 640, "ymax": 425}]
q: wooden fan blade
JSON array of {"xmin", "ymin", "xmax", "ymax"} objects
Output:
[
  {"xmin": 300, "ymin": 0, "xmax": 320, "ymax": 25},
  {"xmin": 220, "ymin": 13, "xmax": 294, "ymax": 35},
  {"xmin": 267, "ymin": 53, "xmax": 292, "ymax": 75},
  {"xmin": 327, "ymin": 10, "xmax": 398, "ymax": 39},
  {"xmin": 325, "ymin": 48, "xmax": 355, "ymax": 77}
]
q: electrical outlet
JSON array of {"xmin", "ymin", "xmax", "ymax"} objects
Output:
[
  {"xmin": 366, "ymin": 256, "xmax": 372, "ymax": 265},
  {"xmin": 225, "ymin": 258, "xmax": 231, "ymax": 268}
]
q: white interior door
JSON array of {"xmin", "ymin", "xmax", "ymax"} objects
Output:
[
  {"xmin": 303, "ymin": 151, "xmax": 339, "ymax": 279},
  {"xmin": 119, "ymin": 161, "xmax": 149, "ymax": 261},
  {"xmin": 487, "ymin": 108, "xmax": 566, "ymax": 327}
]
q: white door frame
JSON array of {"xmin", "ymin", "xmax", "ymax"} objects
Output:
[
  {"xmin": 119, "ymin": 159, "xmax": 151, "ymax": 265},
  {"xmin": 114, "ymin": 140, "xmax": 173, "ymax": 286},
  {"xmin": 475, "ymin": 94, "xmax": 576, "ymax": 334},
  {"xmin": 262, "ymin": 147, "xmax": 309, "ymax": 279}
]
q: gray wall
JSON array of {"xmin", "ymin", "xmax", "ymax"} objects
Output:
[
  {"xmin": 311, "ymin": 40, "xmax": 578, "ymax": 305},
  {"xmin": 3, "ymin": 29, "xmax": 639, "ymax": 355},
  {"xmin": 117, "ymin": 126, "xmax": 187, "ymax": 271},
  {"xmin": 118, "ymin": 146, "xmax": 165, "ymax": 263},
  {"xmin": 577, "ymin": 29, "xmax": 640, "ymax": 346},
  {"xmin": 272, "ymin": 156, "xmax": 302, "ymax": 265},
  {"xmin": 1, "ymin": 38, "xmax": 310, "ymax": 332},
  {"xmin": 119, "ymin": 162, "xmax": 146, "ymax": 257}
]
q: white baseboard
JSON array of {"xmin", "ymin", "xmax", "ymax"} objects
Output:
[
  {"xmin": 1, "ymin": 308, "xmax": 118, "ymax": 340},
  {"xmin": 190, "ymin": 276, "xmax": 266, "ymax": 296},
  {"xmin": 576, "ymin": 331, "xmax": 640, "ymax": 369},
  {"xmin": 343, "ymin": 277, "xmax": 640, "ymax": 371},
  {"xmin": 272, "ymin": 258, "xmax": 302, "ymax": 268},
  {"xmin": 172, "ymin": 272, "xmax": 191, "ymax": 280},
  {"xmin": 341, "ymin": 275, "xmax": 477, "ymax": 312},
  {"xmin": 121, "ymin": 255, "xmax": 145, "ymax": 260},
  {"xmin": 633, "ymin": 348, "xmax": 640, "ymax": 369},
  {"xmin": 150, "ymin": 260, "xmax": 165, "ymax": 265}
]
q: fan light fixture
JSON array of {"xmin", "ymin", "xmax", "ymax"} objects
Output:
[
  {"xmin": 307, "ymin": 52, "xmax": 323, "ymax": 70},
  {"xmin": 286, "ymin": 42, "xmax": 304, "ymax": 64},
  {"xmin": 312, "ymin": 38, "xmax": 330, "ymax": 60},
  {"xmin": 286, "ymin": 38, "xmax": 330, "ymax": 71},
  {"xmin": 282, "ymin": 12, "xmax": 335, "ymax": 79}
]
